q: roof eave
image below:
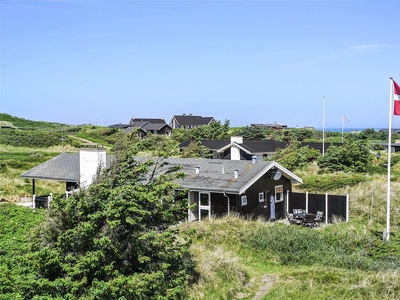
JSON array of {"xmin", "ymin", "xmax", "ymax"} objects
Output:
[{"xmin": 238, "ymin": 161, "xmax": 302, "ymax": 195}]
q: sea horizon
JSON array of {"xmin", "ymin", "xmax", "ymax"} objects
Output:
[{"xmin": 317, "ymin": 128, "xmax": 379, "ymax": 132}]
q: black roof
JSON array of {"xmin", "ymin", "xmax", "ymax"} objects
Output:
[
  {"xmin": 173, "ymin": 115, "xmax": 214, "ymax": 126},
  {"xmin": 179, "ymin": 139, "xmax": 342, "ymax": 154},
  {"xmin": 129, "ymin": 117, "xmax": 166, "ymax": 124},
  {"xmin": 108, "ymin": 123, "xmax": 131, "ymax": 129},
  {"xmin": 179, "ymin": 140, "xmax": 230, "ymax": 150}
]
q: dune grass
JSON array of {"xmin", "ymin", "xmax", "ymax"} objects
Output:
[
  {"xmin": 0, "ymin": 145, "xmax": 76, "ymax": 201},
  {"xmin": 182, "ymin": 215, "xmax": 400, "ymax": 299}
]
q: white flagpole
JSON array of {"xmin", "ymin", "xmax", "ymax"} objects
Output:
[
  {"xmin": 342, "ymin": 115, "xmax": 344, "ymax": 143},
  {"xmin": 386, "ymin": 77, "xmax": 394, "ymax": 242},
  {"xmin": 342, "ymin": 115, "xmax": 350, "ymax": 143},
  {"xmin": 322, "ymin": 96, "xmax": 325, "ymax": 156}
]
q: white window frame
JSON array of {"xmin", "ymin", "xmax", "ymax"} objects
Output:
[
  {"xmin": 259, "ymin": 192, "xmax": 264, "ymax": 202},
  {"xmin": 199, "ymin": 192, "xmax": 211, "ymax": 221},
  {"xmin": 241, "ymin": 195, "xmax": 247, "ymax": 206},
  {"xmin": 275, "ymin": 185, "xmax": 284, "ymax": 203}
]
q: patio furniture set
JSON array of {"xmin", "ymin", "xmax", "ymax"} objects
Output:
[{"xmin": 287, "ymin": 209, "xmax": 324, "ymax": 227}]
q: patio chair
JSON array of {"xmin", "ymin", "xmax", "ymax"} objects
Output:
[
  {"xmin": 292, "ymin": 209, "xmax": 305, "ymax": 225},
  {"xmin": 314, "ymin": 211, "xmax": 324, "ymax": 225},
  {"xmin": 293, "ymin": 209, "xmax": 304, "ymax": 217},
  {"xmin": 303, "ymin": 213, "xmax": 316, "ymax": 227},
  {"xmin": 286, "ymin": 212, "xmax": 296, "ymax": 225}
]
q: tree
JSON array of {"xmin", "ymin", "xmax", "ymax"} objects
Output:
[
  {"xmin": 172, "ymin": 119, "xmax": 231, "ymax": 143},
  {"xmin": 181, "ymin": 140, "xmax": 211, "ymax": 158},
  {"xmin": 235, "ymin": 126, "xmax": 270, "ymax": 140},
  {"xmin": 27, "ymin": 141, "xmax": 193, "ymax": 299},
  {"xmin": 272, "ymin": 143, "xmax": 320, "ymax": 170},
  {"xmin": 317, "ymin": 140, "xmax": 373, "ymax": 173}
]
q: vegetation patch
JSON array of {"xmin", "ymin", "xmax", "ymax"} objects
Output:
[{"xmin": 297, "ymin": 173, "xmax": 366, "ymax": 192}]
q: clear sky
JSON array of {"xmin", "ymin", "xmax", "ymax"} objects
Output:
[{"xmin": 1, "ymin": 0, "xmax": 400, "ymax": 129}]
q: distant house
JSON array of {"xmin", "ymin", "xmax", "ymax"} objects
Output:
[
  {"xmin": 109, "ymin": 117, "xmax": 172, "ymax": 138},
  {"xmin": 251, "ymin": 122, "xmax": 288, "ymax": 130},
  {"xmin": 376, "ymin": 142, "xmax": 400, "ymax": 152},
  {"xmin": 169, "ymin": 114, "xmax": 215, "ymax": 130},
  {"xmin": 251, "ymin": 123, "xmax": 317, "ymax": 131},
  {"xmin": 179, "ymin": 137, "xmax": 288, "ymax": 160},
  {"xmin": 179, "ymin": 137, "xmax": 342, "ymax": 161},
  {"xmin": 379, "ymin": 129, "xmax": 400, "ymax": 135}
]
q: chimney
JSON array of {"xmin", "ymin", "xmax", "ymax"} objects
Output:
[
  {"xmin": 195, "ymin": 166, "xmax": 200, "ymax": 174},
  {"xmin": 79, "ymin": 145, "xmax": 107, "ymax": 188},
  {"xmin": 234, "ymin": 170, "xmax": 239, "ymax": 179},
  {"xmin": 231, "ymin": 136, "xmax": 243, "ymax": 144},
  {"xmin": 251, "ymin": 156, "xmax": 257, "ymax": 164},
  {"xmin": 230, "ymin": 136, "xmax": 243, "ymax": 161}
]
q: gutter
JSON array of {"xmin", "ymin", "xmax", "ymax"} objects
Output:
[{"xmin": 223, "ymin": 191, "xmax": 230, "ymax": 216}]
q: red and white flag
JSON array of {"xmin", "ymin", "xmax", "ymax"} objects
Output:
[{"xmin": 394, "ymin": 79, "xmax": 400, "ymax": 116}]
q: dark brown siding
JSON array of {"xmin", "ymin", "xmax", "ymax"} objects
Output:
[{"xmin": 238, "ymin": 170, "xmax": 292, "ymax": 220}]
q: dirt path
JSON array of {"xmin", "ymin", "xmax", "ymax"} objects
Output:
[
  {"xmin": 235, "ymin": 275, "xmax": 276, "ymax": 299},
  {"xmin": 253, "ymin": 275, "xmax": 276, "ymax": 300},
  {"xmin": 68, "ymin": 135, "xmax": 111, "ymax": 149}
]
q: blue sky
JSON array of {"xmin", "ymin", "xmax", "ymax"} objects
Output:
[{"xmin": 1, "ymin": 1, "xmax": 400, "ymax": 129}]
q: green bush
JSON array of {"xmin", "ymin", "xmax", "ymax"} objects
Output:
[
  {"xmin": 0, "ymin": 162, "xmax": 7, "ymax": 173},
  {"xmin": 297, "ymin": 174, "xmax": 365, "ymax": 192},
  {"xmin": 272, "ymin": 143, "xmax": 320, "ymax": 170},
  {"xmin": 0, "ymin": 129, "xmax": 62, "ymax": 148},
  {"xmin": 0, "ymin": 204, "xmax": 46, "ymax": 296},
  {"xmin": 318, "ymin": 141, "xmax": 373, "ymax": 173}
]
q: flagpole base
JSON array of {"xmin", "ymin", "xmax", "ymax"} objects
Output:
[{"xmin": 383, "ymin": 229, "xmax": 390, "ymax": 242}]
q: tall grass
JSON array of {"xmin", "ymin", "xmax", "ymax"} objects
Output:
[
  {"xmin": 0, "ymin": 145, "xmax": 68, "ymax": 200},
  {"xmin": 183, "ymin": 215, "xmax": 400, "ymax": 299}
]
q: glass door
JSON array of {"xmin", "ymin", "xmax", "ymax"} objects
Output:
[{"xmin": 199, "ymin": 192, "xmax": 211, "ymax": 221}]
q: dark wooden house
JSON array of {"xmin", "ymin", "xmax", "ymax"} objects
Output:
[{"xmin": 169, "ymin": 114, "xmax": 215, "ymax": 130}]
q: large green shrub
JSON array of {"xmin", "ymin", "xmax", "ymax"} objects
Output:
[
  {"xmin": 0, "ymin": 204, "xmax": 46, "ymax": 296},
  {"xmin": 25, "ymin": 142, "xmax": 192, "ymax": 299},
  {"xmin": 272, "ymin": 143, "xmax": 320, "ymax": 170},
  {"xmin": 317, "ymin": 141, "xmax": 373, "ymax": 172}
]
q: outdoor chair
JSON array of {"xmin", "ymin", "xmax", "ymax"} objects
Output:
[
  {"xmin": 293, "ymin": 209, "xmax": 304, "ymax": 217},
  {"xmin": 286, "ymin": 213, "xmax": 297, "ymax": 225},
  {"xmin": 292, "ymin": 209, "xmax": 305, "ymax": 225},
  {"xmin": 303, "ymin": 213, "xmax": 317, "ymax": 227},
  {"xmin": 314, "ymin": 211, "xmax": 324, "ymax": 225}
]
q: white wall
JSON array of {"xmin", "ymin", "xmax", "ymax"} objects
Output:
[
  {"xmin": 79, "ymin": 148, "xmax": 107, "ymax": 188},
  {"xmin": 230, "ymin": 136, "xmax": 243, "ymax": 160}
]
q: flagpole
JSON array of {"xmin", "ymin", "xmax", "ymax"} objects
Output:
[
  {"xmin": 342, "ymin": 115, "xmax": 344, "ymax": 143},
  {"xmin": 386, "ymin": 77, "xmax": 394, "ymax": 242},
  {"xmin": 342, "ymin": 115, "xmax": 350, "ymax": 143},
  {"xmin": 322, "ymin": 96, "xmax": 325, "ymax": 156}
]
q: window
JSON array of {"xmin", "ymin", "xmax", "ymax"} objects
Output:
[
  {"xmin": 241, "ymin": 195, "xmax": 247, "ymax": 206},
  {"xmin": 259, "ymin": 192, "xmax": 264, "ymax": 202},
  {"xmin": 199, "ymin": 193, "xmax": 211, "ymax": 221},
  {"xmin": 275, "ymin": 185, "xmax": 284, "ymax": 202},
  {"xmin": 200, "ymin": 193, "xmax": 209, "ymax": 206}
]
